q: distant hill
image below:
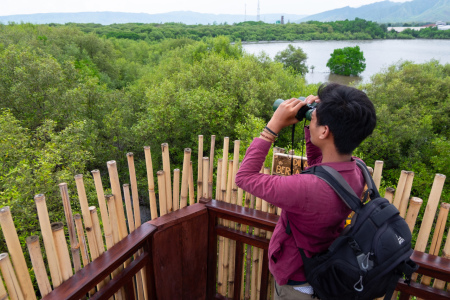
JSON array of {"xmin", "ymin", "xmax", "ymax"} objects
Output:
[
  {"xmin": 0, "ymin": 11, "xmax": 307, "ymax": 25},
  {"xmin": 299, "ymin": 0, "xmax": 450, "ymax": 23}
]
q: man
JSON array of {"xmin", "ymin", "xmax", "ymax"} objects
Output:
[{"xmin": 235, "ymin": 83, "xmax": 377, "ymax": 299}]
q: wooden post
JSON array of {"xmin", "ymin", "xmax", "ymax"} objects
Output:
[
  {"xmin": 127, "ymin": 153, "xmax": 142, "ymax": 228},
  {"xmin": 399, "ymin": 171, "xmax": 415, "ymax": 218},
  {"xmin": 34, "ymin": 195, "xmax": 63, "ymax": 288},
  {"xmin": 91, "ymin": 170, "xmax": 114, "ymax": 250},
  {"xmin": 0, "ymin": 207, "xmax": 36, "ymax": 299},
  {"xmin": 90, "ymin": 207, "xmax": 106, "ymax": 256},
  {"xmin": 221, "ymin": 137, "xmax": 229, "ymax": 201},
  {"xmin": 384, "ymin": 187, "xmax": 395, "ymax": 204},
  {"xmin": 173, "ymin": 169, "xmax": 180, "ymax": 211},
  {"xmin": 189, "ymin": 161, "xmax": 195, "ymax": 204},
  {"xmin": 157, "ymin": 170, "xmax": 168, "ymax": 216},
  {"xmin": 203, "ymin": 157, "xmax": 209, "ymax": 199},
  {"xmin": 26, "ymin": 236, "xmax": 52, "ymax": 297},
  {"xmin": 75, "ymin": 174, "xmax": 100, "ymax": 261},
  {"xmin": 123, "ymin": 185, "xmax": 136, "ymax": 233},
  {"xmin": 216, "ymin": 159, "xmax": 223, "ymax": 201},
  {"xmin": 0, "ymin": 253, "xmax": 24, "ymax": 300},
  {"xmin": 434, "ymin": 225, "xmax": 450, "ymax": 290},
  {"xmin": 51, "ymin": 222, "xmax": 73, "ymax": 282},
  {"xmin": 372, "ymin": 160, "xmax": 384, "ymax": 191},
  {"xmin": 392, "ymin": 170, "xmax": 408, "ymax": 210},
  {"xmin": 415, "ymin": 174, "xmax": 446, "ymax": 252},
  {"xmin": 420, "ymin": 202, "xmax": 450, "ymax": 287},
  {"xmin": 161, "ymin": 143, "xmax": 173, "ymax": 213},
  {"xmin": 209, "ymin": 135, "xmax": 216, "ymax": 199},
  {"xmin": 59, "ymin": 183, "xmax": 82, "ymax": 274},
  {"xmin": 73, "ymin": 214, "xmax": 91, "ymax": 268},
  {"xmin": 0, "ymin": 272, "xmax": 8, "ymax": 300},
  {"xmin": 107, "ymin": 161, "xmax": 128, "ymax": 240},
  {"xmin": 144, "ymin": 146, "xmax": 158, "ymax": 220},
  {"xmin": 198, "ymin": 135, "xmax": 204, "ymax": 202},
  {"xmin": 180, "ymin": 148, "xmax": 191, "ymax": 209},
  {"xmin": 404, "ymin": 197, "xmax": 423, "ymax": 233},
  {"xmin": 105, "ymin": 196, "xmax": 120, "ymax": 246}
]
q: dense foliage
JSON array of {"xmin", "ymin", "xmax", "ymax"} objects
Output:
[
  {"xmin": 274, "ymin": 44, "xmax": 308, "ymax": 75},
  {"xmin": 0, "ymin": 23, "xmax": 448, "ymax": 289},
  {"xmin": 326, "ymin": 46, "xmax": 366, "ymax": 76}
]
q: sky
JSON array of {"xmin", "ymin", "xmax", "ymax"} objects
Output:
[{"xmin": 1, "ymin": 0, "xmax": 413, "ymax": 16}]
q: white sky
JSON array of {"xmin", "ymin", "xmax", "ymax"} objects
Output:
[{"xmin": 1, "ymin": 0, "xmax": 413, "ymax": 17}]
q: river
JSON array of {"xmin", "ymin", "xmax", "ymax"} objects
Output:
[{"xmin": 242, "ymin": 39, "xmax": 450, "ymax": 85}]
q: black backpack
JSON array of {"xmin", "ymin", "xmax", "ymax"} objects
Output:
[{"xmin": 286, "ymin": 160, "xmax": 418, "ymax": 300}]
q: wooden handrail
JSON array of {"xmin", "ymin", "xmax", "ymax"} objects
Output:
[{"xmin": 42, "ymin": 222, "xmax": 157, "ymax": 300}]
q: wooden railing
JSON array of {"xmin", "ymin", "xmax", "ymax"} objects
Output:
[{"xmin": 39, "ymin": 199, "xmax": 450, "ymax": 300}]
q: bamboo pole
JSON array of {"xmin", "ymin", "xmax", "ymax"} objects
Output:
[
  {"xmin": 420, "ymin": 203, "xmax": 450, "ymax": 287},
  {"xmin": 415, "ymin": 174, "xmax": 446, "ymax": 252},
  {"xmin": 180, "ymin": 148, "xmax": 191, "ymax": 209},
  {"xmin": 123, "ymin": 185, "xmax": 136, "ymax": 233},
  {"xmin": 75, "ymin": 174, "xmax": 100, "ymax": 261},
  {"xmin": 399, "ymin": 171, "xmax": 415, "ymax": 218},
  {"xmin": 434, "ymin": 226, "xmax": 450, "ymax": 290},
  {"xmin": 59, "ymin": 183, "xmax": 82, "ymax": 274},
  {"xmin": 245, "ymin": 194, "xmax": 257, "ymax": 300},
  {"xmin": 34, "ymin": 195, "xmax": 63, "ymax": 288},
  {"xmin": 91, "ymin": 170, "xmax": 114, "ymax": 250},
  {"xmin": 127, "ymin": 153, "xmax": 142, "ymax": 228},
  {"xmin": 26, "ymin": 236, "xmax": 52, "ymax": 297},
  {"xmin": 0, "ymin": 207, "xmax": 36, "ymax": 299},
  {"xmin": 221, "ymin": 137, "xmax": 229, "ymax": 201},
  {"xmin": 222, "ymin": 160, "xmax": 234, "ymax": 296},
  {"xmin": 144, "ymin": 146, "xmax": 158, "ymax": 220},
  {"xmin": 404, "ymin": 197, "xmax": 423, "ymax": 233},
  {"xmin": 51, "ymin": 222, "xmax": 73, "ymax": 282},
  {"xmin": 216, "ymin": 159, "xmax": 223, "ymax": 201},
  {"xmin": 90, "ymin": 207, "xmax": 106, "ymax": 256},
  {"xmin": 157, "ymin": 171, "xmax": 168, "ymax": 216},
  {"xmin": 372, "ymin": 160, "xmax": 384, "ymax": 190},
  {"xmin": 107, "ymin": 161, "xmax": 128, "ymax": 240},
  {"xmin": 74, "ymin": 214, "xmax": 91, "ymax": 267},
  {"xmin": 209, "ymin": 135, "xmax": 216, "ymax": 199},
  {"xmin": 231, "ymin": 140, "xmax": 240, "ymax": 206},
  {"xmin": 0, "ymin": 272, "xmax": 8, "ymax": 300},
  {"xmin": 203, "ymin": 157, "xmax": 210, "ymax": 199},
  {"xmin": 384, "ymin": 187, "xmax": 395, "ymax": 204},
  {"xmin": 0, "ymin": 253, "xmax": 24, "ymax": 300},
  {"xmin": 227, "ymin": 159, "xmax": 237, "ymax": 297},
  {"xmin": 198, "ymin": 135, "xmax": 204, "ymax": 202},
  {"xmin": 173, "ymin": 169, "xmax": 180, "ymax": 211},
  {"xmin": 216, "ymin": 158, "xmax": 224, "ymax": 295},
  {"xmin": 189, "ymin": 161, "xmax": 195, "ymax": 204},
  {"xmin": 161, "ymin": 143, "xmax": 173, "ymax": 213},
  {"xmin": 392, "ymin": 170, "xmax": 408, "ymax": 210}
]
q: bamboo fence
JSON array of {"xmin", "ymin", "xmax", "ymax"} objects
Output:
[{"xmin": 0, "ymin": 135, "xmax": 448, "ymax": 299}]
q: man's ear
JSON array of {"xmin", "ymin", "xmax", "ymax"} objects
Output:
[{"xmin": 319, "ymin": 125, "xmax": 331, "ymax": 139}]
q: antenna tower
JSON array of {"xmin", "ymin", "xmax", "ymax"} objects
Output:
[
  {"xmin": 257, "ymin": 0, "xmax": 260, "ymax": 21},
  {"xmin": 245, "ymin": 3, "xmax": 247, "ymax": 21}
]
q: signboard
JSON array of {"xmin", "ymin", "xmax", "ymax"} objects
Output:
[{"xmin": 272, "ymin": 153, "xmax": 308, "ymax": 176}]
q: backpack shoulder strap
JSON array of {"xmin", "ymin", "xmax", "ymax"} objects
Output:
[{"xmin": 355, "ymin": 159, "xmax": 381, "ymax": 199}]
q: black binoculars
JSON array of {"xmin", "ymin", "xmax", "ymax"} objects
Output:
[{"xmin": 272, "ymin": 97, "xmax": 317, "ymax": 121}]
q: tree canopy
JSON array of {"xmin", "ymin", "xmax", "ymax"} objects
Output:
[
  {"xmin": 326, "ymin": 45, "xmax": 366, "ymax": 76},
  {"xmin": 274, "ymin": 44, "xmax": 308, "ymax": 75}
]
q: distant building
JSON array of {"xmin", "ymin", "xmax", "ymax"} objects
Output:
[
  {"xmin": 281, "ymin": 16, "xmax": 284, "ymax": 25},
  {"xmin": 436, "ymin": 21, "xmax": 450, "ymax": 30},
  {"xmin": 387, "ymin": 27, "xmax": 424, "ymax": 32}
]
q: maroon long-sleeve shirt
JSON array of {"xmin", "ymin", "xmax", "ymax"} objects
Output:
[{"xmin": 235, "ymin": 127, "xmax": 365, "ymax": 285}]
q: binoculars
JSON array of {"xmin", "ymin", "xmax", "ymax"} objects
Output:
[{"xmin": 272, "ymin": 97, "xmax": 317, "ymax": 121}]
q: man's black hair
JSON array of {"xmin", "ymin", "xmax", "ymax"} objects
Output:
[{"xmin": 316, "ymin": 83, "xmax": 377, "ymax": 155}]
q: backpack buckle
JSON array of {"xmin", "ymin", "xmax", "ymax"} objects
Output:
[{"xmin": 348, "ymin": 239, "xmax": 362, "ymax": 253}]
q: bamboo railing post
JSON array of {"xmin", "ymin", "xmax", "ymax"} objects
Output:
[
  {"xmin": 202, "ymin": 157, "xmax": 209, "ymax": 199},
  {"xmin": 399, "ymin": 171, "xmax": 415, "ymax": 218},
  {"xmin": 157, "ymin": 170, "xmax": 168, "ymax": 216},
  {"xmin": 107, "ymin": 161, "xmax": 129, "ymax": 240},
  {"xmin": 216, "ymin": 159, "xmax": 223, "ymax": 201},
  {"xmin": 372, "ymin": 160, "xmax": 384, "ymax": 190},
  {"xmin": 127, "ymin": 153, "xmax": 142, "ymax": 228},
  {"xmin": 75, "ymin": 174, "xmax": 100, "ymax": 261},
  {"xmin": 220, "ymin": 137, "xmax": 229, "ymax": 201},
  {"xmin": 231, "ymin": 140, "xmax": 240, "ymax": 206},
  {"xmin": 209, "ymin": 135, "xmax": 216, "ymax": 199},
  {"xmin": 392, "ymin": 170, "xmax": 408, "ymax": 210},
  {"xmin": 0, "ymin": 272, "xmax": 7, "ymax": 300},
  {"xmin": 91, "ymin": 170, "xmax": 114, "ymax": 250},
  {"xmin": 0, "ymin": 207, "xmax": 36, "ymax": 299},
  {"xmin": 161, "ymin": 143, "xmax": 173, "ymax": 212},
  {"xmin": 216, "ymin": 158, "xmax": 224, "ymax": 295},
  {"xmin": 434, "ymin": 226, "xmax": 450, "ymax": 290},
  {"xmin": 90, "ymin": 207, "xmax": 106, "ymax": 256},
  {"xmin": 59, "ymin": 183, "xmax": 82, "ymax": 274},
  {"xmin": 189, "ymin": 161, "xmax": 195, "ymax": 204},
  {"xmin": 73, "ymin": 214, "xmax": 91, "ymax": 267},
  {"xmin": 51, "ymin": 222, "xmax": 73, "ymax": 282},
  {"xmin": 0, "ymin": 253, "xmax": 24, "ymax": 300},
  {"xmin": 123, "ymin": 185, "xmax": 136, "ymax": 233},
  {"xmin": 180, "ymin": 149, "xmax": 191, "ymax": 209},
  {"xmin": 26, "ymin": 236, "xmax": 52, "ymax": 297},
  {"xmin": 384, "ymin": 187, "xmax": 395, "ymax": 204},
  {"xmin": 173, "ymin": 169, "xmax": 180, "ymax": 210},
  {"xmin": 198, "ymin": 135, "xmax": 204, "ymax": 202},
  {"xmin": 34, "ymin": 195, "xmax": 63, "ymax": 288},
  {"xmin": 144, "ymin": 146, "xmax": 158, "ymax": 220},
  {"xmin": 404, "ymin": 197, "xmax": 423, "ymax": 233}
]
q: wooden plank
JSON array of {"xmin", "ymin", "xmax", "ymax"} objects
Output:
[{"xmin": 272, "ymin": 153, "xmax": 308, "ymax": 175}]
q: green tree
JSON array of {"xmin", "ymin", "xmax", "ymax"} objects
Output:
[
  {"xmin": 274, "ymin": 44, "xmax": 308, "ymax": 75},
  {"xmin": 326, "ymin": 46, "xmax": 366, "ymax": 76}
]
